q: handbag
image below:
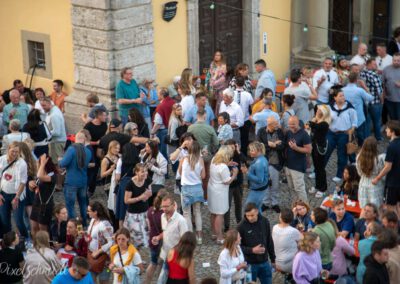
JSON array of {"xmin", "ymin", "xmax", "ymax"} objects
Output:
[
  {"xmin": 346, "ymin": 134, "xmax": 359, "ymax": 155},
  {"xmin": 87, "ymin": 222, "xmax": 109, "ymax": 273}
]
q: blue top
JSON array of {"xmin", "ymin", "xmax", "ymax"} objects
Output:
[
  {"xmin": 329, "ymin": 211, "xmax": 355, "ymax": 234},
  {"xmin": 52, "ymin": 268, "xmax": 95, "ymax": 284},
  {"xmin": 3, "ymin": 102, "xmax": 30, "ymax": 128},
  {"xmin": 59, "ymin": 144, "xmax": 92, "ymax": 187},
  {"xmin": 255, "ymin": 69, "xmax": 276, "ymax": 99},
  {"xmin": 252, "ymin": 109, "xmax": 280, "ymax": 134},
  {"xmin": 184, "ymin": 104, "xmax": 215, "ymax": 125},
  {"xmin": 247, "ymin": 155, "xmax": 269, "ymax": 190},
  {"xmin": 356, "ymin": 236, "xmax": 377, "ymax": 284},
  {"xmin": 140, "ymin": 87, "xmax": 159, "ymax": 108},
  {"xmin": 116, "ymin": 79, "xmax": 140, "ymax": 116},
  {"xmin": 342, "ymin": 83, "xmax": 373, "ymax": 126}
]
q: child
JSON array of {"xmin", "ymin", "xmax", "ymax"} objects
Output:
[{"xmin": 217, "ymin": 112, "xmax": 233, "ymax": 144}]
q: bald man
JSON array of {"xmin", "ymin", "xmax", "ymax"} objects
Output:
[
  {"xmin": 284, "ymin": 116, "xmax": 312, "ymax": 202},
  {"xmin": 350, "ymin": 43, "xmax": 370, "ymax": 68},
  {"xmin": 257, "ymin": 116, "xmax": 285, "ymax": 212},
  {"xmin": 2, "ymin": 89, "xmax": 30, "ymax": 128}
]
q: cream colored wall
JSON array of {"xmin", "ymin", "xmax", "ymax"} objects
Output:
[
  {"xmin": 259, "ymin": 0, "xmax": 292, "ymax": 80},
  {"xmin": 0, "ymin": 0, "xmax": 74, "ymax": 94},
  {"xmin": 152, "ymin": 0, "xmax": 189, "ymax": 87}
]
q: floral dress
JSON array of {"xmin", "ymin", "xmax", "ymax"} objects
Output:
[{"xmin": 206, "ymin": 62, "xmax": 228, "ymax": 114}]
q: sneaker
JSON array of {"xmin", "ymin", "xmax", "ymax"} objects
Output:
[
  {"xmin": 272, "ymin": 205, "xmax": 281, "ymax": 213},
  {"xmin": 216, "ymin": 239, "xmax": 224, "ymax": 245},
  {"xmin": 309, "ymin": 187, "xmax": 317, "ymax": 194},
  {"xmin": 332, "ymin": 177, "xmax": 342, "ymax": 183},
  {"xmin": 315, "ymin": 191, "xmax": 324, "ymax": 198},
  {"xmin": 308, "ymin": 172, "xmax": 315, "ymax": 179},
  {"xmin": 197, "ymin": 237, "xmax": 202, "ymax": 245}
]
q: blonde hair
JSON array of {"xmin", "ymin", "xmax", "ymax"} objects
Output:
[
  {"xmin": 107, "ymin": 140, "xmax": 120, "ymax": 155},
  {"xmin": 317, "ymin": 104, "xmax": 332, "ymax": 124},
  {"xmin": 169, "ymin": 103, "xmax": 183, "ymax": 128},
  {"xmin": 34, "ymin": 230, "xmax": 50, "ymax": 252},
  {"xmin": 298, "ymin": 231, "xmax": 319, "ymax": 254},
  {"xmin": 19, "ymin": 142, "xmax": 37, "ymax": 178},
  {"xmin": 213, "ymin": 146, "xmax": 233, "ymax": 164},
  {"xmin": 248, "ymin": 141, "xmax": 265, "ymax": 155},
  {"xmin": 224, "ymin": 229, "xmax": 239, "ymax": 257},
  {"xmin": 188, "ymin": 141, "xmax": 201, "ymax": 170}
]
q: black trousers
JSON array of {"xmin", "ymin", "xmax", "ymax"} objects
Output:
[
  {"xmin": 240, "ymin": 120, "xmax": 252, "ymax": 155},
  {"xmin": 224, "ymin": 184, "xmax": 243, "ymax": 230},
  {"xmin": 311, "ymin": 144, "xmax": 327, "ymax": 192}
]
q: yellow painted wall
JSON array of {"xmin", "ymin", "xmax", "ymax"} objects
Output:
[
  {"xmin": 152, "ymin": 0, "xmax": 189, "ymax": 87},
  {"xmin": 0, "ymin": 0, "xmax": 74, "ymax": 94},
  {"xmin": 260, "ymin": 0, "xmax": 292, "ymax": 80}
]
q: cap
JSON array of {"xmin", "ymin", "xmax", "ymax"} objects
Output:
[{"xmin": 110, "ymin": 118, "xmax": 121, "ymax": 127}]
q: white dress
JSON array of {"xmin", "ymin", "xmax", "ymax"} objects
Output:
[{"xmin": 207, "ymin": 162, "xmax": 231, "ymax": 214}]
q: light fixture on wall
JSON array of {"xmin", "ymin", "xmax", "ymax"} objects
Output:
[
  {"xmin": 303, "ymin": 24, "xmax": 308, "ymax": 32},
  {"xmin": 352, "ymin": 35, "xmax": 359, "ymax": 42},
  {"xmin": 210, "ymin": 2, "xmax": 215, "ymax": 10}
]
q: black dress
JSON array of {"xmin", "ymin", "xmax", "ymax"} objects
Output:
[
  {"xmin": 30, "ymin": 174, "xmax": 56, "ymax": 225},
  {"xmin": 310, "ymin": 121, "xmax": 329, "ymax": 192}
]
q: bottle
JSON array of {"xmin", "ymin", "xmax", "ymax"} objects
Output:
[
  {"xmin": 284, "ymin": 77, "xmax": 289, "ymax": 87},
  {"xmin": 333, "ymin": 189, "xmax": 339, "ymax": 201},
  {"xmin": 246, "ymin": 265, "xmax": 252, "ymax": 283},
  {"xmin": 340, "ymin": 191, "xmax": 344, "ymax": 200},
  {"xmin": 349, "ymin": 233, "xmax": 354, "ymax": 246},
  {"xmin": 307, "ymin": 222, "xmax": 312, "ymax": 232}
]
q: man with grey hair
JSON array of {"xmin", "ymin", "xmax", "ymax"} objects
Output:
[
  {"xmin": 219, "ymin": 88, "xmax": 244, "ymax": 145},
  {"xmin": 2, "ymin": 89, "xmax": 30, "ymax": 128},
  {"xmin": 350, "ymin": 43, "xmax": 370, "ymax": 67}
]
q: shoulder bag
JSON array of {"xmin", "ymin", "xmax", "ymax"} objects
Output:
[{"xmin": 87, "ymin": 222, "xmax": 109, "ymax": 273}]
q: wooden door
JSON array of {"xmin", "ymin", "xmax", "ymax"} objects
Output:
[
  {"xmin": 329, "ymin": 0, "xmax": 353, "ymax": 55},
  {"xmin": 372, "ymin": 0, "xmax": 391, "ymax": 52},
  {"xmin": 199, "ymin": 0, "xmax": 242, "ymax": 76}
]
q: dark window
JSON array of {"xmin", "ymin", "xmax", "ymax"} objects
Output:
[{"xmin": 28, "ymin": 40, "xmax": 46, "ymax": 69}]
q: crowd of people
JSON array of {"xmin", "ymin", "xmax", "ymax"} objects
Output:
[{"xmin": 0, "ymin": 28, "xmax": 400, "ymax": 284}]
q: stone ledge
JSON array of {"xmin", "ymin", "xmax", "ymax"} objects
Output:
[{"xmin": 71, "ymin": 0, "xmax": 111, "ymax": 10}]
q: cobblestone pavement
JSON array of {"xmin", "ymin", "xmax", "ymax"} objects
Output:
[{"xmin": 53, "ymin": 140, "xmax": 388, "ymax": 283}]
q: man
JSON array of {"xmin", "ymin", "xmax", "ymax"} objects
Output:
[
  {"xmin": 376, "ymin": 42, "xmax": 393, "ymax": 73},
  {"xmin": 360, "ymin": 58, "xmax": 384, "ymax": 140},
  {"xmin": 342, "ymin": 72, "xmax": 373, "ymax": 144},
  {"xmin": 382, "ymin": 53, "xmax": 400, "ymax": 120},
  {"xmin": 257, "ymin": 116, "xmax": 284, "ymax": 213},
  {"xmin": 81, "ymin": 93, "xmax": 108, "ymax": 124},
  {"xmin": 52, "ymin": 256, "xmax": 94, "ymax": 284},
  {"xmin": 329, "ymin": 199, "xmax": 355, "ymax": 238},
  {"xmin": 354, "ymin": 203, "xmax": 380, "ymax": 241},
  {"xmin": 238, "ymin": 202, "xmax": 275, "ymax": 284},
  {"xmin": 363, "ymin": 241, "xmax": 390, "ymax": 284},
  {"xmin": 49, "ymin": 79, "xmax": 68, "ymax": 113},
  {"xmin": 59, "ymin": 132, "xmax": 92, "ymax": 226},
  {"xmin": 234, "ymin": 76, "xmax": 254, "ymax": 153},
  {"xmin": 2, "ymin": 79, "xmax": 33, "ymax": 104},
  {"xmin": 219, "ymin": 88, "xmax": 244, "ymax": 145},
  {"xmin": 254, "ymin": 59, "xmax": 276, "ymax": 101},
  {"xmin": 373, "ymin": 120, "xmax": 400, "ymax": 216},
  {"xmin": 184, "ymin": 92, "xmax": 215, "ymax": 125},
  {"xmin": 377, "ymin": 228, "xmax": 400, "ymax": 284},
  {"xmin": 284, "ymin": 116, "xmax": 312, "ymax": 202},
  {"xmin": 152, "ymin": 194, "xmax": 188, "ymax": 261},
  {"xmin": 312, "ymin": 57, "xmax": 339, "ymax": 104},
  {"xmin": 116, "ymin": 67, "xmax": 143, "ymax": 126},
  {"xmin": 250, "ymin": 98, "xmax": 280, "ymax": 135},
  {"xmin": 84, "ymin": 109, "xmax": 108, "ymax": 196},
  {"xmin": 2, "ymin": 89, "xmax": 30, "ymax": 128},
  {"xmin": 97, "ymin": 118, "xmax": 131, "ymax": 158},
  {"xmin": 381, "ymin": 210, "xmax": 400, "ymax": 234},
  {"xmin": 350, "ymin": 43, "xmax": 370, "ymax": 67},
  {"xmin": 388, "ymin": 27, "xmax": 400, "ymax": 56}
]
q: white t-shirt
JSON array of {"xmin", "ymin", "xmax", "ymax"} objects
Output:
[
  {"xmin": 285, "ymin": 82, "xmax": 312, "ymax": 123},
  {"xmin": 312, "ymin": 69, "xmax": 339, "ymax": 103},
  {"xmin": 112, "ymin": 250, "xmax": 142, "ymax": 284},
  {"xmin": 376, "ymin": 54, "xmax": 392, "ymax": 71},
  {"xmin": 234, "ymin": 89, "xmax": 254, "ymax": 120},
  {"xmin": 154, "ymin": 113, "xmax": 166, "ymax": 129},
  {"xmin": 350, "ymin": 54, "xmax": 367, "ymax": 66},
  {"xmin": 180, "ymin": 95, "xmax": 195, "ymax": 117},
  {"xmin": 181, "ymin": 158, "xmax": 203, "ymax": 186},
  {"xmin": 272, "ymin": 224, "xmax": 301, "ymax": 273}
]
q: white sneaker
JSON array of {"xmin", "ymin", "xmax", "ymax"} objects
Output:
[
  {"xmin": 332, "ymin": 177, "xmax": 342, "ymax": 183},
  {"xmin": 308, "ymin": 172, "xmax": 315, "ymax": 179},
  {"xmin": 309, "ymin": 187, "xmax": 317, "ymax": 194},
  {"xmin": 315, "ymin": 191, "xmax": 324, "ymax": 198}
]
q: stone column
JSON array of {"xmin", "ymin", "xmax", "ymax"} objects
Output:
[
  {"xmin": 66, "ymin": 0, "xmax": 156, "ymax": 132},
  {"xmin": 392, "ymin": 0, "xmax": 400, "ymax": 30},
  {"xmin": 242, "ymin": 0, "xmax": 260, "ymax": 76},
  {"xmin": 187, "ymin": 0, "xmax": 199, "ymax": 75}
]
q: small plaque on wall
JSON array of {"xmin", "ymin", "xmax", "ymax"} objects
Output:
[{"xmin": 163, "ymin": 1, "xmax": 178, "ymax": 22}]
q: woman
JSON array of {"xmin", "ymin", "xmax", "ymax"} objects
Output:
[
  {"xmin": 356, "ymin": 136, "xmax": 386, "ymax": 208},
  {"xmin": 292, "ymin": 232, "xmax": 327, "ymax": 284},
  {"xmin": 208, "ymin": 146, "xmax": 238, "ymax": 244},
  {"xmin": 87, "ymin": 201, "xmax": 114, "ymax": 283},
  {"xmin": 280, "ymin": 94, "xmax": 295, "ymax": 132},
  {"xmin": 272, "ymin": 208, "xmax": 302, "ymax": 273},
  {"xmin": 217, "ymin": 112, "xmax": 233, "ymax": 144},
  {"xmin": 291, "ymin": 200, "xmax": 313, "ymax": 232},
  {"xmin": 0, "ymin": 141, "xmax": 28, "ymax": 239},
  {"xmin": 63, "ymin": 218, "xmax": 88, "ymax": 257},
  {"xmin": 50, "ymin": 203, "xmax": 68, "ymax": 245},
  {"xmin": 251, "ymin": 88, "xmax": 278, "ymax": 117},
  {"xmin": 109, "ymin": 227, "xmax": 143, "ymax": 284},
  {"xmin": 166, "ymin": 231, "xmax": 197, "ymax": 284},
  {"xmin": 326, "ymin": 86, "xmax": 358, "ymax": 182},
  {"xmin": 100, "ymin": 140, "xmax": 120, "ymax": 208},
  {"xmin": 338, "ymin": 165, "xmax": 360, "ymax": 201},
  {"xmin": 0, "ymin": 231, "xmax": 24, "ymax": 284},
  {"xmin": 180, "ymin": 68, "xmax": 196, "ymax": 95},
  {"xmin": 308, "ymin": 104, "xmax": 331, "ymax": 198},
  {"xmin": 23, "ymin": 230, "xmax": 62, "ymax": 284},
  {"xmin": 1, "ymin": 119, "xmax": 30, "ymax": 154},
  {"xmin": 218, "ymin": 230, "xmax": 247, "ymax": 284},
  {"xmin": 33, "ymin": 87, "xmax": 48, "ymax": 120},
  {"xmin": 241, "ymin": 142, "xmax": 269, "ymax": 211},
  {"xmin": 22, "ymin": 109, "xmax": 51, "ymax": 157},
  {"xmin": 229, "ymin": 63, "xmax": 253, "ymax": 95},
  {"xmin": 124, "ymin": 163, "xmax": 152, "ymax": 248},
  {"xmin": 146, "ymin": 189, "xmax": 168, "ymax": 284},
  {"xmin": 29, "ymin": 154, "xmax": 56, "ymax": 236},
  {"xmin": 178, "ymin": 140, "xmax": 205, "ymax": 244},
  {"xmin": 178, "ymin": 84, "xmax": 194, "ymax": 118},
  {"xmin": 129, "ymin": 108, "xmax": 150, "ymax": 138},
  {"xmin": 167, "ymin": 103, "xmax": 184, "ymax": 168},
  {"xmin": 206, "ymin": 50, "xmax": 228, "ymax": 114}
]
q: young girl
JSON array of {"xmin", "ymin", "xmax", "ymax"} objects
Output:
[
  {"xmin": 217, "ymin": 112, "xmax": 233, "ymax": 144},
  {"xmin": 356, "ymin": 136, "xmax": 386, "ymax": 208},
  {"xmin": 338, "ymin": 165, "xmax": 360, "ymax": 201}
]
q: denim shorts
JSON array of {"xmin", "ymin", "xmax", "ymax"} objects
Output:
[{"xmin": 150, "ymin": 247, "xmax": 161, "ymax": 264}]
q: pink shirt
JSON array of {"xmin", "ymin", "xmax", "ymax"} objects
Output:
[{"xmin": 331, "ymin": 236, "xmax": 355, "ymax": 276}]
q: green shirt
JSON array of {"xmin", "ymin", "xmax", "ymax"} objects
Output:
[
  {"xmin": 313, "ymin": 221, "xmax": 336, "ymax": 265},
  {"xmin": 116, "ymin": 79, "xmax": 140, "ymax": 116},
  {"xmin": 188, "ymin": 121, "xmax": 218, "ymax": 150}
]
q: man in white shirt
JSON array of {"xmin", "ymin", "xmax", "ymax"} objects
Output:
[
  {"xmin": 220, "ymin": 88, "xmax": 244, "ymax": 145},
  {"xmin": 376, "ymin": 42, "xmax": 393, "ymax": 74},
  {"xmin": 312, "ymin": 58, "xmax": 339, "ymax": 104},
  {"xmin": 350, "ymin": 43, "xmax": 370, "ymax": 68}
]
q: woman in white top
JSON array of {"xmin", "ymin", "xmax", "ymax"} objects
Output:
[
  {"xmin": 167, "ymin": 103, "xmax": 184, "ymax": 156},
  {"xmin": 86, "ymin": 201, "xmax": 114, "ymax": 283},
  {"xmin": 208, "ymin": 146, "xmax": 238, "ymax": 244},
  {"xmin": 178, "ymin": 140, "xmax": 205, "ymax": 244},
  {"xmin": 1, "ymin": 119, "xmax": 30, "ymax": 154},
  {"xmin": 179, "ymin": 85, "xmax": 195, "ymax": 118},
  {"xmin": 218, "ymin": 229, "xmax": 247, "ymax": 284},
  {"xmin": 180, "ymin": 68, "xmax": 196, "ymax": 96},
  {"xmin": 272, "ymin": 208, "xmax": 302, "ymax": 273}
]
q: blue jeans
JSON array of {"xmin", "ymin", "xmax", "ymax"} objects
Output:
[
  {"xmin": 0, "ymin": 192, "xmax": 28, "ymax": 238},
  {"xmin": 366, "ymin": 103, "xmax": 382, "ymax": 140},
  {"xmin": 250, "ymin": 261, "xmax": 272, "ymax": 284},
  {"xmin": 245, "ymin": 189, "xmax": 267, "ymax": 211},
  {"xmin": 325, "ymin": 131, "xmax": 348, "ymax": 179},
  {"xmin": 356, "ymin": 122, "xmax": 367, "ymax": 146},
  {"xmin": 64, "ymin": 185, "xmax": 88, "ymax": 226},
  {"xmin": 156, "ymin": 129, "xmax": 168, "ymax": 166},
  {"xmin": 386, "ymin": 100, "xmax": 400, "ymax": 120},
  {"xmin": 120, "ymin": 115, "xmax": 129, "ymax": 127}
]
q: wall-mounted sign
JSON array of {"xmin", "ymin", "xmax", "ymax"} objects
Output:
[
  {"xmin": 263, "ymin": 32, "xmax": 268, "ymax": 54},
  {"xmin": 163, "ymin": 1, "xmax": 178, "ymax": 22}
]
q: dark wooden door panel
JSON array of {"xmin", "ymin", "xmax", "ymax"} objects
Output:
[
  {"xmin": 329, "ymin": 0, "xmax": 353, "ymax": 55},
  {"xmin": 372, "ymin": 0, "xmax": 390, "ymax": 52}
]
